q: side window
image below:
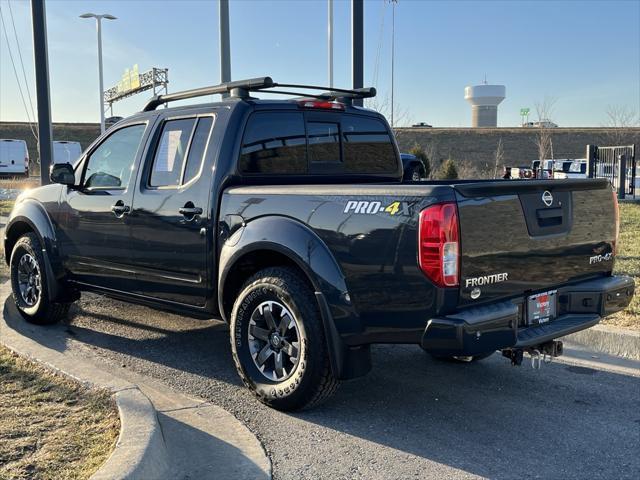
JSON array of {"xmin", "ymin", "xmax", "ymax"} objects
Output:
[
  {"xmin": 150, "ymin": 118, "xmax": 196, "ymax": 187},
  {"xmin": 84, "ymin": 124, "xmax": 146, "ymax": 189},
  {"xmin": 183, "ymin": 117, "xmax": 213, "ymax": 184},
  {"xmin": 308, "ymin": 122, "xmax": 340, "ymax": 163},
  {"xmin": 240, "ymin": 112, "xmax": 307, "ymax": 174},
  {"xmin": 342, "ymin": 116, "xmax": 397, "ymax": 173}
]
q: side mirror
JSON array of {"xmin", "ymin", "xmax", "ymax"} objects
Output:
[{"xmin": 50, "ymin": 163, "xmax": 76, "ymax": 186}]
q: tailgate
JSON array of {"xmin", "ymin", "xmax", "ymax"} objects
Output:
[{"xmin": 455, "ymin": 179, "xmax": 616, "ymax": 306}]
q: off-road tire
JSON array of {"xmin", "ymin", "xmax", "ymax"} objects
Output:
[
  {"xmin": 406, "ymin": 165, "xmax": 425, "ymax": 182},
  {"xmin": 10, "ymin": 233, "xmax": 70, "ymax": 325},
  {"xmin": 230, "ymin": 267, "xmax": 338, "ymax": 411}
]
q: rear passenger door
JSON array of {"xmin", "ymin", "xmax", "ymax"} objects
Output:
[{"xmin": 127, "ymin": 112, "xmax": 216, "ymax": 307}]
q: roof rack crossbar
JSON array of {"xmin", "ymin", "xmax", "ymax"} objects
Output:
[
  {"xmin": 273, "ymin": 83, "xmax": 376, "ymax": 99},
  {"xmin": 142, "ymin": 76, "xmax": 274, "ymax": 111},
  {"xmin": 142, "ymin": 76, "xmax": 376, "ymax": 111}
]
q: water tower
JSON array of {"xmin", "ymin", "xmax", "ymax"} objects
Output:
[{"xmin": 464, "ymin": 79, "xmax": 506, "ymax": 127}]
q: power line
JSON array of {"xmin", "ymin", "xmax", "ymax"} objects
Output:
[
  {"xmin": 0, "ymin": 4, "xmax": 38, "ymax": 140},
  {"xmin": 7, "ymin": 0, "xmax": 37, "ymax": 125},
  {"xmin": 371, "ymin": 0, "xmax": 386, "ymax": 89}
]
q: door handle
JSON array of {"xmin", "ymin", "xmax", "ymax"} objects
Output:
[
  {"xmin": 111, "ymin": 202, "xmax": 130, "ymax": 218},
  {"xmin": 179, "ymin": 206, "xmax": 203, "ymax": 218}
]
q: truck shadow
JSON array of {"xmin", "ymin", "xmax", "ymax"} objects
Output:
[{"xmin": 3, "ymin": 292, "xmax": 639, "ymax": 479}]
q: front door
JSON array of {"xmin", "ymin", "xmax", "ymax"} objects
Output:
[
  {"xmin": 126, "ymin": 113, "xmax": 216, "ymax": 307},
  {"xmin": 59, "ymin": 122, "xmax": 150, "ymax": 290}
]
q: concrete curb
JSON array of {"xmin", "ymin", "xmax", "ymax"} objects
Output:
[
  {"xmin": 92, "ymin": 389, "xmax": 170, "ymax": 480},
  {"xmin": 564, "ymin": 324, "xmax": 640, "ymax": 361},
  {"xmin": 0, "ymin": 310, "xmax": 171, "ymax": 480},
  {"xmin": 0, "ymin": 282, "xmax": 271, "ymax": 479}
]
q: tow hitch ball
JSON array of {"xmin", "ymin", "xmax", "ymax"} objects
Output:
[{"xmin": 501, "ymin": 341, "xmax": 563, "ymax": 369}]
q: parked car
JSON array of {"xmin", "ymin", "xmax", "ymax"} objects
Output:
[
  {"xmin": 0, "ymin": 139, "xmax": 29, "ymax": 176},
  {"xmin": 105, "ymin": 116, "xmax": 124, "ymax": 130},
  {"xmin": 53, "ymin": 141, "xmax": 83, "ymax": 165},
  {"xmin": 400, "ymin": 153, "xmax": 427, "ymax": 181},
  {"xmin": 506, "ymin": 165, "xmax": 536, "ymax": 179},
  {"xmin": 554, "ymin": 160, "xmax": 587, "ymax": 179},
  {"xmin": 4, "ymin": 77, "xmax": 634, "ymax": 411},
  {"xmin": 522, "ymin": 120, "xmax": 558, "ymax": 128}
]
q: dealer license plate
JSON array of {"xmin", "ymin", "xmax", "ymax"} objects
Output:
[{"xmin": 527, "ymin": 290, "xmax": 557, "ymax": 326}]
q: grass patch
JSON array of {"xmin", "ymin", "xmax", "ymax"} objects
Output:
[
  {"xmin": 0, "ymin": 200, "xmax": 15, "ymax": 217},
  {"xmin": 0, "ymin": 346, "xmax": 119, "ymax": 480},
  {"xmin": 603, "ymin": 202, "xmax": 640, "ymax": 330},
  {"xmin": 0, "ymin": 176, "xmax": 41, "ymax": 191},
  {"xmin": 0, "ymin": 240, "xmax": 7, "ymax": 284}
]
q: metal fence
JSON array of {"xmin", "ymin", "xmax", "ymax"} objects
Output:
[{"xmin": 587, "ymin": 144, "xmax": 637, "ymax": 199}]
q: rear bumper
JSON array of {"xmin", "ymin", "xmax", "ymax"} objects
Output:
[{"xmin": 421, "ymin": 275, "xmax": 634, "ymax": 356}]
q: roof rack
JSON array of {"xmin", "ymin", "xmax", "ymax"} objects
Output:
[{"xmin": 142, "ymin": 76, "xmax": 376, "ymax": 111}]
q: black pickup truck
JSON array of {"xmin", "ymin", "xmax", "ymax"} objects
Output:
[{"xmin": 4, "ymin": 78, "xmax": 634, "ymax": 410}]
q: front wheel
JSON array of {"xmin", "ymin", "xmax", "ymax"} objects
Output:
[
  {"xmin": 10, "ymin": 233, "xmax": 71, "ymax": 325},
  {"xmin": 230, "ymin": 267, "xmax": 338, "ymax": 411}
]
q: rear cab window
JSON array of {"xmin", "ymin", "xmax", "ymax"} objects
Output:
[
  {"xmin": 239, "ymin": 112, "xmax": 306, "ymax": 174},
  {"xmin": 239, "ymin": 109, "xmax": 398, "ymax": 176}
]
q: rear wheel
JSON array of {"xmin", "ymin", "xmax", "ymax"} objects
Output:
[
  {"xmin": 230, "ymin": 267, "xmax": 338, "ymax": 411},
  {"xmin": 10, "ymin": 233, "xmax": 71, "ymax": 325},
  {"xmin": 407, "ymin": 164, "xmax": 425, "ymax": 182}
]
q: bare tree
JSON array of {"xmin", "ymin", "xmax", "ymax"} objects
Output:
[
  {"xmin": 493, "ymin": 138, "xmax": 504, "ymax": 179},
  {"xmin": 534, "ymin": 96, "xmax": 558, "ymax": 165},
  {"xmin": 603, "ymin": 105, "xmax": 639, "ymax": 145},
  {"xmin": 424, "ymin": 141, "xmax": 439, "ymax": 178},
  {"xmin": 366, "ymin": 94, "xmax": 412, "ymax": 130}
]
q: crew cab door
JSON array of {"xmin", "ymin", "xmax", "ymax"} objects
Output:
[
  {"xmin": 126, "ymin": 112, "xmax": 216, "ymax": 307},
  {"xmin": 59, "ymin": 122, "xmax": 150, "ymax": 289}
]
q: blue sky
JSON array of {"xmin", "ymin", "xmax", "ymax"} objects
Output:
[{"xmin": 1, "ymin": 0, "xmax": 639, "ymax": 127}]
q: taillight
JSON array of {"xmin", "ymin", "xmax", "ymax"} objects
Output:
[
  {"xmin": 297, "ymin": 100, "xmax": 345, "ymax": 110},
  {"xmin": 418, "ymin": 202, "xmax": 460, "ymax": 287},
  {"xmin": 612, "ymin": 189, "xmax": 620, "ymax": 255}
]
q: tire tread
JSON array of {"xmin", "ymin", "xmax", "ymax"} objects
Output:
[{"xmin": 230, "ymin": 266, "xmax": 338, "ymax": 411}]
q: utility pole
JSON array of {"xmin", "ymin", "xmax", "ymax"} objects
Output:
[
  {"xmin": 219, "ymin": 0, "xmax": 231, "ymax": 97},
  {"xmin": 30, "ymin": 0, "xmax": 53, "ymax": 185},
  {"xmin": 328, "ymin": 0, "xmax": 333, "ymax": 88},
  {"xmin": 351, "ymin": 0, "xmax": 363, "ymax": 106},
  {"xmin": 390, "ymin": 0, "xmax": 397, "ymax": 127}
]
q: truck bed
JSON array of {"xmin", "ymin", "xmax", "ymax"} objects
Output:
[{"xmin": 220, "ymin": 178, "xmax": 618, "ymax": 345}]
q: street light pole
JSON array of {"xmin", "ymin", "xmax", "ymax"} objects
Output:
[
  {"xmin": 351, "ymin": 0, "xmax": 363, "ymax": 107},
  {"xmin": 219, "ymin": 0, "xmax": 231, "ymax": 97},
  {"xmin": 390, "ymin": 0, "xmax": 397, "ymax": 128},
  {"xmin": 328, "ymin": 0, "xmax": 333, "ymax": 88},
  {"xmin": 80, "ymin": 13, "xmax": 116, "ymax": 134},
  {"xmin": 30, "ymin": 0, "xmax": 53, "ymax": 185}
]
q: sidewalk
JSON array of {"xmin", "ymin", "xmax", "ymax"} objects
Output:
[{"xmin": 0, "ymin": 282, "xmax": 271, "ymax": 480}]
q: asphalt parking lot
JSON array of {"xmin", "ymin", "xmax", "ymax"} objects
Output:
[{"xmin": 36, "ymin": 294, "xmax": 640, "ymax": 479}]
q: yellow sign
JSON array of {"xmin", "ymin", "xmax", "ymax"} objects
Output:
[{"xmin": 117, "ymin": 64, "xmax": 140, "ymax": 94}]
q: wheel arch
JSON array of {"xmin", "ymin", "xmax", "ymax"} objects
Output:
[
  {"xmin": 4, "ymin": 200, "xmax": 64, "ymax": 301},
  {"xmin": 218, "ymin": 216, "xmax": 371, "ymax": 380},
  {"xmin": 218, "ymin": 216, "xmax": 349, "ymax": 322}
]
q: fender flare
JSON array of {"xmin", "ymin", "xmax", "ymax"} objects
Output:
[
  {"xmin": 4, "ymin": 199, "xmax": 63, "ymax": 301},
  {"xmin": 218, "ymin": 216, "xmax": 370, "ymax": 379}
]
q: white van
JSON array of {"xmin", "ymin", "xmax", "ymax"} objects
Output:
[
  {"xmin": 0, "ymin": 139, "xmax": 29, "ymax": 176},
  {"xmin": 53, "ymin": 141, "xmax": 82, "ymax": 165}
]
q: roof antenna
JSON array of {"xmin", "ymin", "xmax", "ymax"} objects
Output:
[{"xmin": 483, "ymin": 73, "xmax": 488, "ymax": 85}]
